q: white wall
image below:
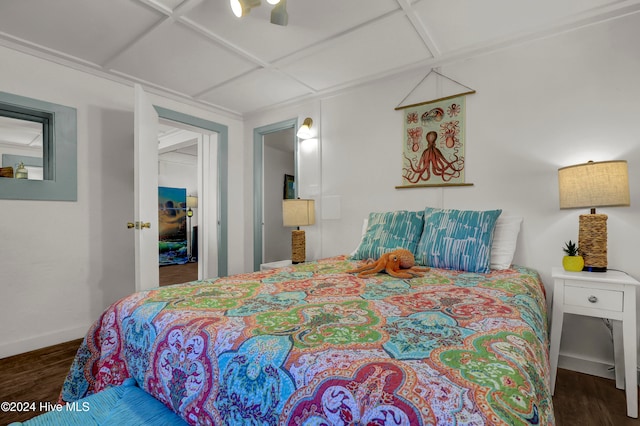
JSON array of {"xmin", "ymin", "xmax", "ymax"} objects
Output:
[
  {"xmin": 247, "ymin": 14, "xmax": 640, "ymax": 376},
  {"xmin": 0, "ymin": 45, "xmax": 245, "ymax": 358},
  {"xmin": 158, "ymin": 156, "xmax": 197, "ymax": 196}
]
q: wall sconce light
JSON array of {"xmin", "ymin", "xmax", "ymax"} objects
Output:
[
  {"xmin": 297, "ymin": 117, "xmax": 313, "ymax": 139},
  {"xmin": 558, "ymin": 160, "xmax": 630, "ymax": 271},
  {"xmin": 283, "ymin": 199, "xmax": 315, "ymax": 263}
]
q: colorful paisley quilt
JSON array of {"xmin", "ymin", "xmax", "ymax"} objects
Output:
[{"xmin": 61, "ymin": 256, "xmax": 554, "ymax": 425}]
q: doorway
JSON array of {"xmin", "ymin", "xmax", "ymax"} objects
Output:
[
  {"xmin": 134, "ymin": 87, "xmax": 228, "ymax": 292},
  {"xmin": 263, "ymin": 128, "xmax": 295, "ymax": 263},
  {"xmin": 253, "ymin": 118, "xmax": 298, "ymax": 271},
  {"xmin": 157, "ymin": 122, "xmax": 202, "ymax": 286},
  {"xmin": 154, "ymin": 106, "xmax": 228, "ymax": 279}
]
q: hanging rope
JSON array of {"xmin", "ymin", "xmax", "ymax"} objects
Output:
[{"xmin": 395, "ymin": 69, "xmax": 476, "ymax": 110}]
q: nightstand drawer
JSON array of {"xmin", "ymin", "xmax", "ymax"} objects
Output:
[{"xmin": 564, "ymin": 285, "xmax": 623, "ymax": 312}]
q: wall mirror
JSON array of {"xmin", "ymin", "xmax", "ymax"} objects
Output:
[{"xmin": 0, "ymin": 92, "xmax": 77, "ymax": 201}]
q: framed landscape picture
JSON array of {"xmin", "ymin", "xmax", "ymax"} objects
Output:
[{"xmin": 158, "ymin": 186, "xmax": 188, "ymax": 265}]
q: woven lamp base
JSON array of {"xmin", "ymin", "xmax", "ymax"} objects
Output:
[
  {"xmin": 578, "ymin": 213, "xmax": 608, "ymax": 272},
  {"xmin": 291, "ymin": 230, "xmax": 306, "ymax": 264}
]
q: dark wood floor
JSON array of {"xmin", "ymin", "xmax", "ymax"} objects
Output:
[
  {"xmin": 0, "ymin": 338, "xmax": 84, "ymax": 425},
  {"xmin": 553, "ymin": 368, "xmax": 640, "ymax": 425},
  {"xmin": 1, "ymin": 338, "xmax": 639, "ymax": 425},
  {"xmin": 159, "ymin": 261, "xmax": 198, "ymax": 286}
]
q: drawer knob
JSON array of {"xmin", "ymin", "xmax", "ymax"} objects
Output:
[{"xmin": 588, "ymin": 295, "xmax": 598, "ymax": 303}]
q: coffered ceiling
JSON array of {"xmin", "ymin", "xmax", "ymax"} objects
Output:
[{"xmin": 1, "ymin": 0, "xmax": 638, "ymax": 118}]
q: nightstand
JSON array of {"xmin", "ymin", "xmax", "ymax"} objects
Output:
[
  {"xmin": 549, "ymin": 267, "xmax": 640, "ymax": 418},
  {"xmin": 260, "ymin": 260, "xmax": 293, "ymax": 271}
]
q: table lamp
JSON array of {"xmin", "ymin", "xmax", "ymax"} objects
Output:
[
  {"xmin": 283, "ymin": 199, "xmax": 315, "ymax": 263},
  {"xmin": 186, "ymin": 195, "xmax": 198, "ymax": 262},
  {"xmin": 558, "ymin": 160, "xmax": 630, "ymax": 272},
  {"xmin": 186, "ymin": 195, "xmax": 198, "ymax": 217}
]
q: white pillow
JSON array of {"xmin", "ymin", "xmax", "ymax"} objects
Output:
[
  {"xmin": 490, "ymin": 216, "xmax": 523, "ymax": 270},
  {"xmin": 350, "ymin": 218, "xmax": 369, "ymax": 257}
]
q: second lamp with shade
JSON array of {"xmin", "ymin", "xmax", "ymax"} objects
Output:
[
  {"xmin": 558, "ymin": 160, "xmax": 630, "ymax": 272},
  {"xmin": 283, "ymin": 199, "xmax": 315, "ymax": 263},
  {"xmin": 186, "ymin": 195, "xmax": 198, "ymax": 262}
]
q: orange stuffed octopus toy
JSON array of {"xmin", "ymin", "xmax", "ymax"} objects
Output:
[{"xmin": 347, "ymin": 248, "xmax": 429, "ymax": 279}]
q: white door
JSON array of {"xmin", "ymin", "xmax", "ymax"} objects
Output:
[
  {"xmin": 199, "ymin": 133, "xmax": 218, "ymax": 279},
  {"xmin": 134, "ymin": 84, "xmax": 160, "ymax": 292}
]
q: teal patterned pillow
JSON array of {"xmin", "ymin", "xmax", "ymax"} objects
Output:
[
  {"xmin": 352, "ymin": 210, "xmax": 424, "ymax": 260},
  {"xmin": 415, "ymin": 207, "xmax": 502, "ymax": 273}
]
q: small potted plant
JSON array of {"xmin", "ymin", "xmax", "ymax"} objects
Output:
[{"xmin": 562, "ymin": 240, "xmax": 584, "ymax": 272}]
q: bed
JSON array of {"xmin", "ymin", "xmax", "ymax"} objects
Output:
[{"xmin": 60, "ymin": 208, "xmax": 554, "ymax": 425}]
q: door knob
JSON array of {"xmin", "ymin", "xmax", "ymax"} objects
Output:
[{"xmin": 127, "ymin": 222, "xmax": 151, "ymax": 229}]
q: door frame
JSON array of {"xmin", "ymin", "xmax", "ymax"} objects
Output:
[
  {"xmin": 155, "ymin": 106, "xmax": 229, "ymax": 277},
  {"xmin": 253, "ymin": 118, "xmax": 298, "ymax": 272}
]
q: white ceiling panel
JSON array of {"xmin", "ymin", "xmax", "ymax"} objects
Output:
[
  {"xmin": 199, "ymin": 68, "xmax": 312, "ymax": 113},
  {"xmin": 0, "ymin": 0, "xmax": 162, "ymax": 65},
  {"xmin": 0, "ymin": 0, "xmax": 638, "ymax": 116},
  {"xmin": 107, "ymin": 21, "xmax": 258, "ymax": 96},
  {"xmin": 280, "ymin": 12, "xmax": 432, "ymax": 91},
  {"xmin": 153, "ymin": 0, "xmax": 189, "ymax": 12},
  {"xmin": 183, "ymin": 0, "xmax": 400, "ymax": 63},
  {"xmin": 414, "ymin": 0, "xmax": 622, "ymax": 53}
]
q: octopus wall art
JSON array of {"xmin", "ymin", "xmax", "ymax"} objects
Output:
[{"xmin": 401, "ymin": 94, "xmax": 466, "ymax": 186}]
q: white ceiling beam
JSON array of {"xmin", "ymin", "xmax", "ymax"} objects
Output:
[
  {"xmin": 100, "ymin": 18, "xmax": 171, "ymax": 69},
  {"xmin": 101, "ymin": 0, "xmax": 203, "ymax": 69},
  {"xmin": 107, "ymin": 67, "xmax": 244, "ymax": 117},
  {"xmin": 395, "ymin": 0, "xmax": 440, "ymax": 58},
  {"xmin": 159, "ymin": 137, "xmax": 199, "ymax": 154},
  {"xmin": 2, "ymin": 0, "xmax": 638, "ymax": 118},
  {"xmin": 178, "ymin": 16, "xmax": 271, "ymax": 69},
  {"xmin": 243, "ymin": 2, "xmax": 640, "ymax": 117},
  {"xmin": 270, "ymin": 8, "xmax": 401, "ymax": 68},
  {"xmin": 136, "ymin": 0, "xmax": 204, "ymax": 19}
]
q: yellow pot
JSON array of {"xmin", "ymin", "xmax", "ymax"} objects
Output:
[{"xmin": 563, "ymin": 255, "xmax": 584, "ymax": 272}]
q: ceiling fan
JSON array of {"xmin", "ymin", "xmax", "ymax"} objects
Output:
[{"xmin": 230, "ymin": 0, "xmax": 288, "ymax": 26}]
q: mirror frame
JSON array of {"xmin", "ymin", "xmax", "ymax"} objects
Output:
[{"xmin": 0, "ymin": 92, "xmax": 77, "ymax": 201}]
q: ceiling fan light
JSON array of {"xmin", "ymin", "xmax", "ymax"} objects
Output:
[
  {"xmin": 230, "ymin": 0, "xmax": 242, "ymax": 17},
  {"xmin": 230, "ymin": 0, "xmax": 261, "ymax": 18},
  {"xmin": 266, "ymin": 0, "xmax": 280, "ymax": 4},
  {"xmin": 270, "ymin": 0, "xmax": 288, "ymax": 26}
]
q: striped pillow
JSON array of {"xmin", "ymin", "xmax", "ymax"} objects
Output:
[
  {"xmin": 415, "ymin": 207, "xmax": 502, "ymax": 273},
  {"xmin": 352, "ymin": 210, "xmax": 424, "ymax": 260}
]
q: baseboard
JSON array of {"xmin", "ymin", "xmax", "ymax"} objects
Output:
[
  {"xmin": 0, "ymin": 325, "xmax": 89, "ymax": 359},
  {"xmin": 559, "ymin": 353, "xmax": 616, "ymax": 380}
]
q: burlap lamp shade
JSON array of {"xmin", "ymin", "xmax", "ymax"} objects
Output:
[
  {"xmin": 558, "ymin": 160, "xmax": 630, "ymax": 272},
  {"xmin": 283, "ymin": 199, "xmax": 315, "ymax": 263}
]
